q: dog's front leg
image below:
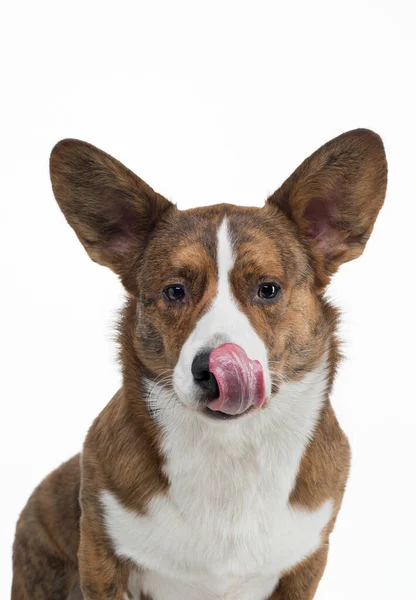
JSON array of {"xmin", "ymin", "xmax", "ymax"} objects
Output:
[
  {"xmin": 78, "ymin": 517, "xmax": 130, "ymax": 600},
  {"xmin": 269, "ymin": 546, "xmax": 328, "ymax": 600}
]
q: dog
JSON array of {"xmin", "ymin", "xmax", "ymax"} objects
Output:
[{"xmin": 11, "ymin": 129, "xmax": 387, "ymax": 600}]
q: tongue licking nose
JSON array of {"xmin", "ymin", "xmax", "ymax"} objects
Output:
[{"xmin": 207, "ymin": 343, "xmax": 265, "ymax": 416}]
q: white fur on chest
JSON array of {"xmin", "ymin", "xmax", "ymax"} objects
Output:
[{"xmin": 101, "ymin": 361, "xmax": 333, "ymax": 600}]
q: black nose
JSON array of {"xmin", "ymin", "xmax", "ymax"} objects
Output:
[{"xmin": 191, "ymin": 351, "xmax": 219, "ymax": 399}]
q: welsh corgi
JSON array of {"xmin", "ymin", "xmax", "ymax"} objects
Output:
[{"xmin": 12, "ymin": 129, "xmax": 387, "ymax": 600}]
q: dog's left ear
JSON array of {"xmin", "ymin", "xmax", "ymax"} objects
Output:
[
  {"xmin": 267, "ymin": 129, "xmax": 387, "ymax": 288},
  {"xmin": 50, "ymin": 139, "xmax": 175, "ymax": 294}
]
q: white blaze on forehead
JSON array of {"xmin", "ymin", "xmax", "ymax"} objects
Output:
[
  {"xmin": 217, "ymin": 218, "xmax": 234, "ymax": 302},
  {"xmin": 172, "ymin": 217, "xmax": 271, "ymax": 407}
]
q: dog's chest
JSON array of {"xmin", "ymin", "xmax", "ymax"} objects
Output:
[{"xmin": 102, "ymin": 418, "xmax": 333, "ymax": 600}]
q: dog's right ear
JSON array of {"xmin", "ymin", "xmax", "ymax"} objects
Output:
[{"xmin": 50, "ymin": 139, "xmax": 175, "ymax": 294}]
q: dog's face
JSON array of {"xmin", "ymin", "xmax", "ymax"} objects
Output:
[
  {"xmin": 136, "ymin": 206, "xmax": 319, "ymax": 419},
  {"xmin": 50, "ymin": 130, "xmax": 387, "ymax": 421}
]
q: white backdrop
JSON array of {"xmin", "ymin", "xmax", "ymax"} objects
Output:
[{"xmin": 1, "ymin": 1, "xmax": 415, "ymax": 598}]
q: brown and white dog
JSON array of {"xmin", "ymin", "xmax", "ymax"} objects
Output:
[{"xmin": 12, "ymin": 129, "xmax": 387, "ymax": 600}]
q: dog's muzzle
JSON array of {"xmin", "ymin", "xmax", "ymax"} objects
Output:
[{"xmin": 192, "ymin": 343, "xmax": 265, "ymax": 417}]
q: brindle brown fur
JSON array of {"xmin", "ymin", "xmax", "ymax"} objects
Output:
[{"xmin": 12, "ymin": 129, "xmax": 387, "ymax": 600}]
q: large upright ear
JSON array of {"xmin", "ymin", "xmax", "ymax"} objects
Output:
[
  {"xmin": 50, "ymin": 139, "xmax": 175, "ymax": 294},
  {"xmin": 267, "ymin": 129, "xmax": 387, "ymax": 288}
]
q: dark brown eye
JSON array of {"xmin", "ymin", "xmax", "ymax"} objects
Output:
[
  {"xmin": 258, "ymin": 282, "xmax": 281, "ymax": 300},
  {"xmin": 163, "ymin": 285, "xmax": 186, "ymax": 302}
]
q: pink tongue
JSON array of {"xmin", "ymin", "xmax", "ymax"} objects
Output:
[{"xmin": 207, "ymin": 343, "xmax": 265, "ymax": 416}]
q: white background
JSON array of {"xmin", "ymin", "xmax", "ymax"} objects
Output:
[{"xmin": 1, "ymin": 1, "xmax": 415, "ymax": 598}]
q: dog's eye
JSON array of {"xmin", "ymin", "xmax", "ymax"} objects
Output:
[
  {"xmin": 257, "ymin": 282, "xmax": 281, "ymax": 300},
  {"xmin": 163, "ymin": 285, "xmax": 186, "ymax": 302}
]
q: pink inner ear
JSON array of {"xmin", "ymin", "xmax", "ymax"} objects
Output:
[{"xmin": 303, "ymin": 197, "xmax": 341, "ymax": 253}]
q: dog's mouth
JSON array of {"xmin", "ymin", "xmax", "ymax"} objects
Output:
[
  {"xmin": 171, "ymin": 344, "xmax": 266, "ymax": 421},
  {"xmin": 203, "ymin": 404, "xmax": 255, "ymax": 420},
  {"xmin": 200, "ymin": 343, "xmax": 266, "ymax": 420}
]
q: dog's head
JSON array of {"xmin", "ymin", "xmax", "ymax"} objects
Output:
[{"xmin": 50, "ymin": 130, "xmax": 387, "ymax": 422}]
